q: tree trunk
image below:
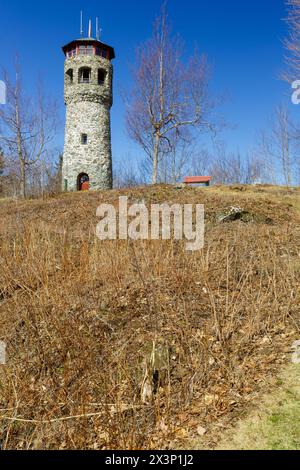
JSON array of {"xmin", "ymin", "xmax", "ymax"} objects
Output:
[
  {"xmin": 152, "ymin": 133, "xmax": 160, "ymax": 184},
  {"xmin": 19, "ymin": 160, "xmax": 26, "ymax": 199},
  {"xmin": 15, "ymin": 84, "xmax": 26, "ymax": 199}
]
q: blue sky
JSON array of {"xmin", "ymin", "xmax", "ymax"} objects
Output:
[{"xmin": 0, "ymin": 0, "xmax": 296, "ymax": 164}]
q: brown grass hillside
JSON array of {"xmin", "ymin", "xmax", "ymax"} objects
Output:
[{"xmin": 0, "ymin": 184, "xmax": 299, "ymax": 449}]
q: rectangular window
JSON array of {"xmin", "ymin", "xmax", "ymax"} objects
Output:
[
  {"xmin": 98, "ymin": 69, "xmax": 106, "ymax": 85},
  {"xmin": 79, "ymin": 45, "xmax": 94, "ymax": 56},
  {"xmin": 95, "ymin": 47, "xmax": 108, "ymax": 59},
  {"xmin": 67, "ymin": 49, "xmax": 76, "ymax": 58},
  {"xmin": 81, "ymin": 134, "xmax": 88, "ymax": 145}
]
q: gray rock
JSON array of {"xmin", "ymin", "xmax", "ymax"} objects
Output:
[
  {"xmin": 291, "ymin": 340, "xmax": 300, "ymax": 364},
  {"xmin": 217, "ymin": 206, "xmax": 273, "ymax": 224},
  {"xmin": 217, "ymin": 206, "xmax": 250, "ymax": 223}
]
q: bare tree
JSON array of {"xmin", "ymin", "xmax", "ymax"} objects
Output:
[
  {"xmin": 158, "ymin": 137, "xmax": 195, "ymax": 183},
  {"xmin": 126, "ymin": 3, "xmax": 215, "ymax": 184},
  {"xmin": 113, "ymin": 157, "xmax": 143, "ymax": 189},
  {"xmin": 285, "ymin": 0, "xmax": 300, "ymax": 81},
  {"xmin": 199, "ymin": 143, "xmax": 266, "ymax": 185},
  {"xmin": 208, "ymin": 144, "xmax": 243, "ymax": 185},
  {"xmin": 189, "ymin": 148, "xmax": 210, "ymax": 177},
  {"xmin": 0, "ymin": 60, "xmax": 57, "ymax": 198},
  {"xmin": 259, "ymin": 104, "xmax": 297, "ymax": 186},
  {"xmin": 243, "ymin": 150, "xmax": 267, "ymax": 184}
]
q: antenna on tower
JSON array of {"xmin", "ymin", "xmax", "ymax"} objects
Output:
[
  {"xmin": 88, "ymin": 18, "xmax": 92, "ymax": 38},
  {"xmin": 80, "ymin": 10, "xmax": 83, "ymax": 37},
  {"xmin": 96, "ymin": 17, "xmax": 100, "ymax": 41}
]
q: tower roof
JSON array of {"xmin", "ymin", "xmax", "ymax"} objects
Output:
[{"xmin": 62, "ymin": 38, "xmax": 115, "ymax": 59}]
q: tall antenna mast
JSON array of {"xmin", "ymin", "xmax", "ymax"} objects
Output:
[
  {"xmin": 80, "ymin": 10, "xmax": 83, "ymax": 37},
  {"xmin": 96, "ymin": 17, "xmax": 100, "ymax": 41},
  {"xmin": 88, "ymin": 19, "xmax": 92, "ymax": 38}
]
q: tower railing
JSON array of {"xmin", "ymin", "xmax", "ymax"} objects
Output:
[{"xmin": 79, "ymin": 78, "xmax": 90, "ymax": 84}]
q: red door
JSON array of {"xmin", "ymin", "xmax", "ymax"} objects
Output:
[
  {"xmin": 78, "ymin": 173, "xmax": 90, "ymax": 191},
  {"xmin": 81, "ymin": 181, "xmax": 89, "ymax": 191}
]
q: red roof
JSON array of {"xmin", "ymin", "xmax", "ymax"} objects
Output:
[
  {"xmin": 62, "ymin": 39, "xmax": 115, "ymax": 60},
  {"xmin": 183, "ymin": 176, "xmax": 212, "ymax": 183}
]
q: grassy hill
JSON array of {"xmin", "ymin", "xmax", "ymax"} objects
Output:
[
  {"xmin": 0, "ymin": 184, "xmax": 299, "ymax": 449},
  {"xmin": 215, "ymin": 364, "xmax": 300, "ymax": 450}
]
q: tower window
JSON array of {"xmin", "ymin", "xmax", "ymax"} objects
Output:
[
  {"xmin": 66, "ymin": 69, "xmax": 73, "ymax": 84},
  {"xmin": 79, "ymin": 45, "xmax": 94, "ymax": 56},
  {"xmin": 67, "ymin": 48, "xmax": 76, "ymax": 58},
  {"xmin": 98, "ymin": 69, "xmax": 106, "ymax": 85},
  {"xmin": 79, "ymin": 67, "xmax": 91, "ymax": 84},
  {"xmin": 81, "ymin": 134, "xmax": 88, "ymax": 145},
  {"xmin": 95, "ymin": 47, "xmax": 109, "ymax": 59}
]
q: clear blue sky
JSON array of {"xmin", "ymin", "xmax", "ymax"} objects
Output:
[{"xmin": 0, "ymin": 0, "xmax": 295, "ymax": 164}]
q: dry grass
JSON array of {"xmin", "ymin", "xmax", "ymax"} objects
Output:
[{"xmin": 0, "ymin": 184, "xmax": 299, "ymax": 449}]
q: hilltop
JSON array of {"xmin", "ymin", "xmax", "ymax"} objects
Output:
[{"xmin": 0, "ymin": 184, "xmax": 299, "ymax": 449}]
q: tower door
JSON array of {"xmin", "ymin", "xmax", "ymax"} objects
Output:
[{"xmin": 77, "ymin": 173, "xmax": 90, "ymax": 191}]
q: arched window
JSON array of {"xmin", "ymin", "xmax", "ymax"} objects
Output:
[
  {"xmin": 66, "ymin": 69, "xmax": 73, "ymax": 84},
  {"xmin": 77, "ymin": 173, "xmax": 89, "ymax": 191},
  {"xmin": 78, "ymin": 67, "xmax": 91, "ymax": 84},
  {"xmin": 98, "ymin": 69, "xmax": 106, "ymax": 85}
]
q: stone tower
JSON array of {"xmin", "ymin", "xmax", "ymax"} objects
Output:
[{"xmin": 62, "ymin": 25, "xmax": 115, "ymax": 191}]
